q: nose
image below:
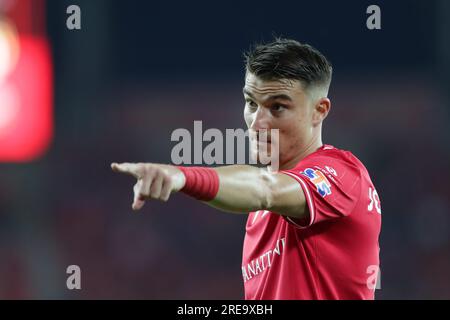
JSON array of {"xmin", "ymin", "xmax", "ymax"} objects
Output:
[{"xmin": 250, "ymin": 107, "xmax": 271, "ymax": 131}]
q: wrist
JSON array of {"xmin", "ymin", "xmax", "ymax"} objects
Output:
[
  {"xmin": 163, "ymin": 165, "xmax": 186, "ymax": 193},
  {"xmin": 177, "ymin": 166, "xmax": 220, "ymax": 201}
]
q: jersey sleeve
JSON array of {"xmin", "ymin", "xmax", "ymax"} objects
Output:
[{"xmin": 280, "ymin": 155, "xmax": 362, "ymax": 228}]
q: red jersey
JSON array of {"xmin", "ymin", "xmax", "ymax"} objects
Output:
[{"xmin": 242, "ymin": 145, "xmax": 381, "ymax": 300}]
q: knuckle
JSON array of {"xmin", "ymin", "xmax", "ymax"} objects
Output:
[
  {"xmin": 156, "ymin": 167, "xmax": 166, "ymax": 178},
  {"xmin": 163, "ymin": 172, "xmax": 173, "ymax": 184},
  {"xmin": 150, "ymin": 194, "xmax": 160, "ymax": 200},
  {"xmin": 162, "ymin": 174, "xmax": 171, "ymax": 185}
]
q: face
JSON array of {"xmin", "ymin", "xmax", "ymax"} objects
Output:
[{"xmin": 243, "ymin": 72, "xmax": 329, "ymax": 169}]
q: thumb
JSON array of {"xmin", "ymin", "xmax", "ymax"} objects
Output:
[
  {"xmin": 132, "ymin": 181, "xmax": 146, "ymax": 211},
  {"xmin": 132, "ymin": 198, "xmax": 145, "ymax": 211}
]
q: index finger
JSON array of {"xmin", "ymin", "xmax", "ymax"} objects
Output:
[{"xmin": 111, "ymin": 162, "xmax": 141, "ymax": 179}]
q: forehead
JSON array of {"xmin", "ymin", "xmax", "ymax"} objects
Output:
[{"xmin": 244, "ymin": 72, "xmax": 304, "ymax": 97}]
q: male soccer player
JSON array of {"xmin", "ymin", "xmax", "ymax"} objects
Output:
[{"xmin": 111, "ymin": 39, "xmax": 381, "ymax": 300}]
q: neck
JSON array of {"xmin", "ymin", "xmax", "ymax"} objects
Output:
[{"xmin": 275, "ymin": 135, "xmax": 323, "ymax": 171}]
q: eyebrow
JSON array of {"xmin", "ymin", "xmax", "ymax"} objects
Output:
[{"xmin": 243, "ymin": 88, "xmax": 293, "ymax": 102}]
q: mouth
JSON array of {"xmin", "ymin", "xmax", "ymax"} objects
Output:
[{"xmin": 255, "ymin": 134, "xmax": 272, "ymax": 144}]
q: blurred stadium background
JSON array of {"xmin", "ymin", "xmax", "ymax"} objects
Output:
[{"xmin": 0, "ymin": 0, "xmax": 449, "ymax": 299}]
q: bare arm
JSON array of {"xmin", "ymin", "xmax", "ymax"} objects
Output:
[
  {"xmin": 210, "ymin": 165, "xmax": 307, "ymax": 219},
  {"xmin": 111, "ymin": 163, "xmax": 307, "ymax": 220}
]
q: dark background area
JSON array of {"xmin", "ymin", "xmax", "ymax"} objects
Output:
[{"xmin": 0, "ymin": 0, "xmax": 449, "ymax": 299}]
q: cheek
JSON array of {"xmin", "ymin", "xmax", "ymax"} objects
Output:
[
  {"xmin": 278, "ymin": 119, "xmax": 305, "ymax": 151},
  {"xmin": 281, "ymin": 117, "xmax": 303, "ymax": 136}
]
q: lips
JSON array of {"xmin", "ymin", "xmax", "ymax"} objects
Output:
[{"xmin": 255, "ymin": 134, "xmax": 272, "ymax": 144}]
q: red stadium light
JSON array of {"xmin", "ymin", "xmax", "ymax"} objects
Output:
[
  {"xmin": 0, "ymin": 33, "xmax": 53, "ymax": 162},
  {"xmin": 0, "ymin": 0, "xmax": 53, "ymax": 163}
]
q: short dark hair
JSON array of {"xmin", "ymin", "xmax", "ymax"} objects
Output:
[{"xmin": 244, "ymin": 38, "xmax": 332, "ymax": 92}]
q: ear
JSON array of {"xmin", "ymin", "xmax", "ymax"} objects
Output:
[{"xmin": 312, "ymin": 97, "xmax": 331, "ymax": 125}]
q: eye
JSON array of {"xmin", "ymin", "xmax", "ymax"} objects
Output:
[
  {"xmin": 271, "ymin": 104, "xmax": 285, "ymax": 112},
  {"xmin": 246, "ymin": 100, "xmax": 258, "ymax": 111}
]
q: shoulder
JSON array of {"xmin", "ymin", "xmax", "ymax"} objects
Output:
[
  {"xmin": 291, "ymin": 145, "xmax": 370, "ymax": 186},
  {"xmin": 299, "ymin": 145, "xmax": 367, "ymax": 172}
]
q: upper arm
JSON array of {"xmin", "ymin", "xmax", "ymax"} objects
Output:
[{"xmin": 263, "ymin": 170, "xmax": 309, "ymax": 220}]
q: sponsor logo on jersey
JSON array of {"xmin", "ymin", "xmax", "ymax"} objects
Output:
[{"xmin": 301, "ymin": 168, "xmax": 332, "ymax": 197}]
